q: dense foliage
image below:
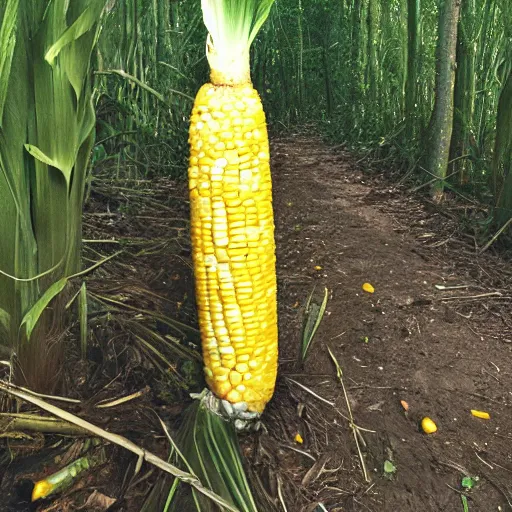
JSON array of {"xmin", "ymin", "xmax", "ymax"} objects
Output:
[
  {"xmin": 95, "ymin": 0, "xmax": 511, "ymax": 233},
  {"xmin": 0, "ymin": 0, "xmax": 107, "ymax": 389}
]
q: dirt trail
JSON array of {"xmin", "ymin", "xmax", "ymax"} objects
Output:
[
  {"xmin": 4, "ymin": 136, "xmax": 510, "ymax": 512},
  {"xmin": 260, "ymin": 136, "xmax": 512, "ymax": 512}
]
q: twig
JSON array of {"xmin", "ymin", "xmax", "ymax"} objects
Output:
[
  {"xmin": 282, "ymin": 445, "xmax": 316, "ymax": 462},
  {"xmin": 286, "ymin": 378, "xmax": 335, "ymax": 407},
  {"xmin": 480, "ymin": 471, "xmax": 512, "ymax": 509},
  {"xmin": 0, "ymin": 381, "xmax": 240, "ymax": 512},
  {"xmin": 480, "ymin": 217, "xmax": 512, "ymax": 254},
  {"xmin": 437, "ymin": 459, "xmax": 470, "ymax": 475},
  {"xmin": 327, "ymin": 347, "xmax": 370, "ymax": 483},
  {"xmin": 95, "ymin": 387, "xmax": 148, "ymax": 408},
  {"xmin": 276, "ymin": 475, "xmax": 288, "ymax": 512},
  {"xmin": 5, "ymin": 383, "xmax": 80, "ymax": 404},
  {"xmin": 474, "ymin": 451, "xmax": 494, "ymax": 470},
  {"xmin": 441, "ymin": 291, "xmax": 504, "ymax": 301},
  {"xmin": 445, "ymin": 483, "xmax": 465, "ymax": 496}
]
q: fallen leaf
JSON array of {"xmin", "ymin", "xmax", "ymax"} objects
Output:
[
  {"xmin": 79, "ymin": 490, "xmax": 116, "ymax": 511},
  {"xmin": 368, "ymin": 401, "xmax": 385, "ymax": 411}
]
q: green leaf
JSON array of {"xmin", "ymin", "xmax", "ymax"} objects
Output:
[
  {"xmin": 0, "ymin": 0, "xmax": 19, "ymax": 124},
  {"xmin": 21, "ymin": 278, "xmax": 68, "ymax": 341},
  {"xmin": 24, "ymin": 144, "xmax": 61, "ymax": 168},
  {"xmin": 461, "ymin": 494, "xmax": 469, "ymax": 512},
  {"xmin": 461, "ymin": 476, "xmax": 477, "ymax": 490},
  {"xmin": 301, "ymin": 287, "xmax": 329, "ymax": 362},
  {"xmin": 384, "ymin": 460, "xmax": 397, "ymax": 474},
  {"xmin": 45, "ymin": 0, "xmax": 107, "ymax": 65}
]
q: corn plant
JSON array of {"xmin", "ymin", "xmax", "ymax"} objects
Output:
[{"xmin": 0, "ymin": 0, "xmax": 107, "ymax": 390}]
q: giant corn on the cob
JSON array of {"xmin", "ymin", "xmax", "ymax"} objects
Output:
[
  {"xmin": 189, "ymin": 83, "xmax": 278, "ymax": 414},
  {"xmin": 189, "ymin": 0, "xmax": 278, "ymax": 415}
]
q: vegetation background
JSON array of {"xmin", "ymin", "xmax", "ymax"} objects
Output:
[{"xmin": 96, "ymin": 0, "xmax": 511, "ymax": 230}]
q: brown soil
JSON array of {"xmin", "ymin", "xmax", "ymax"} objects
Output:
[
  {"xmin": 258, "ymin": 136, "xmax": 512, "ymax": 512},
  {"xmin": 3, "ymin": 136, "xmax": 512, "ymax": 512}
]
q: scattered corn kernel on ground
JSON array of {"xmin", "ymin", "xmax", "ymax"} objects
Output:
[{"xmin": 188, "ymin": 84, "xmax": 278, "ymax": 413}]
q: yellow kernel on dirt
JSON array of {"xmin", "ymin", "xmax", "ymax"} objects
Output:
[
  {"xmin": 362, "ymin": 282, "xmax": 375, "ymax": 293},
  {"xmin": 421, "ymin": 417, "xmax": 437, "ymax": 434},
  {"xmin": 471, "ymin": 410, "xmax": 490, "ymax": 420},
  {"xmin": 294, "ymin": 433, "xmax": 304, "ymax": 444},
  {"xmin": 32, "ymin": 480, "xmax": 54, "ymax": 501}
]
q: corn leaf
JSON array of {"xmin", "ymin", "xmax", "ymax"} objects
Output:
[
  {"xmin": 20, "ymin": 278, "xmax": 68, "ymax": 341},
  {"xmin": 0, "ymin": 0, "xmax": 19, "ymax": 124},
  {"xmin": 301, "ymin": 287, "xmax": 329, "ymax": 363},
  {"xmin": 24, "ymin": 144, "xmax": 66, "ymax": 174},
  {"xmin": 0, "ymin": 0, "xmax": 107, "ymax": 375},
  {"xmin": 45, "ymin": 1, "xmax": 106, "ymax": 65}
]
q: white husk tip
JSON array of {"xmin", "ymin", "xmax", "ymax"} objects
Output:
[{"xmin": 193, "ymin": 390, "xmax": 261, "ymax": 431}]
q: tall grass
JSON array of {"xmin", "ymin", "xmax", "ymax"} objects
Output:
[{"xmin": 94, "ymin": 0, "xmax": 204, "ymax": 177}]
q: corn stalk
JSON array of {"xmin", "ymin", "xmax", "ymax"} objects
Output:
[{"xmin": 0, "ymin": 0, "xmax": 107, "ymax": 390}]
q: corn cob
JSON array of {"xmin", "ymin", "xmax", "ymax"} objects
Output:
[{"xmin": 189, "ymin": 83, "xmax": 278, "ymax": 414}]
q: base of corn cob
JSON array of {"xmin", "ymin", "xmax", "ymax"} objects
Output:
[
  {"xmin": 192, "ymin": 389, "xmax": 262, "ymax": 432},
  {"xmin": 189, "ymin": 83, "xmax": 278, "ymax": 415}
]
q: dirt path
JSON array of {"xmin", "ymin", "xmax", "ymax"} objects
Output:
[
  {"xmin": 258, "ymin": 136, "xmax": 512, "ymax": 512},
  {"xmin": 5, "ymin": 136, "xmax": 510, "ymax": 512}
]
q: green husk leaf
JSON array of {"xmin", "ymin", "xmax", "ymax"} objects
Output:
[
  {"xmin": 201, "ymin": 0, "xmax": 275, "ymax": 48},
  {"xmin": 20, "ymin": 278, "xmax": 68, "ymax": 341},
  {"xmin": 33, "ymin": 449, "xmax": 106, "ymax": 501},
  {"xmin": 144, "ymin": 393, "xmax": 257, "ymax": 512}
]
